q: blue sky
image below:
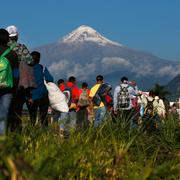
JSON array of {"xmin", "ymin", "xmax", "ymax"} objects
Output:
[{"xmin": 1, "ymin": 0, "xmax": 180, "ymax": 61}]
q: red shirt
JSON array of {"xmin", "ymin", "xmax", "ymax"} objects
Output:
[
  {"xmin": 66, "ymin": 82, "xmax": 79, "ymax": 102},
  {"xmin": 59, "ymin": 84, "xmax": 65, "ymax": 92}
]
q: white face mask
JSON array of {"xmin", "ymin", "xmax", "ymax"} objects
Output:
[{"xmin": 123, "ymin": 80, "xmax": 128, "ymax": 84}]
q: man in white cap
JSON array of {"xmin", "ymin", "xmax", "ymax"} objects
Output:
[
  {"xmin": 6, "ymin": 25, "xmax": 33, "ymax": 64},
  {"xmin": 6, "ymin": 25, "xmax": 35, "ymax": 132},
  {"xmin": 6, "ymin": 25, "xmax": 18, "ymax": 37}
]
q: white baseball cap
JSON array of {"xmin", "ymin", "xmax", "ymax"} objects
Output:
[{"xmin": 6, "ymin": 25, "xmax": 18, "ymax": 37}]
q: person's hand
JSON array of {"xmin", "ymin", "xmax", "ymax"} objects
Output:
[
  {"xmin": 129, "ymin": 81, "xmax": 136, "ymax": 86},
  {"xmin": 28, "ymin": 98, "xmax": 33, "ymax": 106}
]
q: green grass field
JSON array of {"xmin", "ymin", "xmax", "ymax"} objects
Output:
[{"xmin": 0, "ymin": 115, "xmax": 180, "ymax": 179}]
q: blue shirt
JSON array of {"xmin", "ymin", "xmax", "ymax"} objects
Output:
[{"xmin": 32, "ymin": 64, "xmax": 53, "ymax": 100}]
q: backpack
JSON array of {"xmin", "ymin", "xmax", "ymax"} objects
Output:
[
  {"xmin": 92, "ymin": 93, "xmax": 101, "ymax": 106},
  {"xmin": 104, "ymin": 93, "xmax": 113, "ymax": 106},
  {"xmin": 117, "ymin": 85, "xmax": 130, "ymax": 109},
  {"xmin": 142, "ymin": 98, "xmax": 159, "ymax": 131},
  {"xmin": 78, "ymin": 89, "xmax": 89, "ymax": 107},
  {"xmin": 92, "ymin": 83, "xmax": 112, "ymax": 107},
  {"xmin": 63, "ymin": 86, "xmax": 73, "ymax": 107},
  {"xmin": 0, "ymin": 46, "xmax": 15, "ymax": 89},
  {"xmin": 144, "ymin": 98, "xmax": 154, "ymax": 117}
]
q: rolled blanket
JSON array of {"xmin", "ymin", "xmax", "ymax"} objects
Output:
[{"xmin": 18, "ymin": 61, "xmax": 36, "ymax": 89}]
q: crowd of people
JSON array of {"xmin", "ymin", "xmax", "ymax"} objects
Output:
[{"xmin": 0, "ymin": 25, "xmax": 178, "ymax": 136}]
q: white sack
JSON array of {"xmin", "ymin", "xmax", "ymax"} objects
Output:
[{"xmin": 44, "ymin": 81, "xmax": 69, "ymax": 112}]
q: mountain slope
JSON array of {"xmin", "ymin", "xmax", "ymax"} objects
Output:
[
  {"xmin": 34, "ymin": 25, "xmax": 180, "ymax": 90},
  {"xmin": 166, "ymin": 74, "xmax": 180, "ymax": 101}
]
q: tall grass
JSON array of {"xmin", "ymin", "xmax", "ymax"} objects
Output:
[{"xmin": 0, "ymin": 115, "xmax": 179, "ymax": 179}]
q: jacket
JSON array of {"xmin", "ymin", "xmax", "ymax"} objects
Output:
[
  {"xmin": 154, "ymin": 96, "xmax": 166, "ymax": 117},
  {"xmin": 0, "ymin": 45, "xmax": 18, "ymax": 96},
  {"xmin": 31, "ymin": 64, "xmax": 53, "ymax": 100}
]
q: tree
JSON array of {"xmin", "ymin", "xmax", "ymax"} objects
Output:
[{"xmin": 151, "ymin": 83, "xmax": 170, "ymax": 100}]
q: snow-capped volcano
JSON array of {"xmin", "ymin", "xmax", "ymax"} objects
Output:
[
  {"xmin": 34, "ymin": 25, "xmax": 180, "ymax": 91},
  {"xmin": 61, "ymin": 25, "xmax": 121, "ymax": 46}
]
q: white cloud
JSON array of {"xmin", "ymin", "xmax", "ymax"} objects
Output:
[
  {"xmin": 48, "ymin": 58, "xmax": 180, "ymax": 82},
  {"xmin": 131, "ymin": 63, "xmax": 154, "ymax": 76},
  {"xmin": 101, "ymin": 57, "xmax": 130, "ymax": 68},
  {"xmin": 49, "ymin": 60, "xmax": 70, "ymax": 75},
  {"xmin": 67, "ymin": 63, "xmax": 96, "ymax": 80},
  {"xmin": 131, "ymin": 64, "xmax": 180, "ymax": 77},
  {"xmin": 158, "ymin": 65, "xmax": 180, "ymax": 77},
  {"xmin": 48, "ymin": 59, "xmax": 97, "ymax": 80}
]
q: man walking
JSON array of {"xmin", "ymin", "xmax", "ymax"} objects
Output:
[
  {"xmin": 89, "ymin": 75, "xmax": 106, "ymax": 128},
  {"xmin": 0, "ymin": 29, "xmax": 18, "ymax": 134},
  {"xmin": 6, "ymin": 25, "xmax": 35, "ymax": 132},
  {"xmin": 113, "ymin": 76, "xmax": 138, "ymax": 128}
]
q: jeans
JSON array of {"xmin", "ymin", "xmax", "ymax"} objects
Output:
[
  {"xmin": 68, "ymin": 110, "xmax": 77, "ymax": 129},
  {"xmin": 94, "ymin": 106, "xmax": 106, "ymax": 128},
  {"xmin": 76, "ymin": 107, "xmax": 88, "ymax": 129},
  {"xmin": 55, "ymin": 110, "xmax": 76, "ymax": 131},
  {"xmin": 58, "ymin": 112, "xmax": 68, "ymax": 129},
  {"xmin": 0, "ymin": 93, "xmax": 12, "ymax": 134}
]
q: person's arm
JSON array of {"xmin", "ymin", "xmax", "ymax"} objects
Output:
[
  {"xmin": 134, "ymin": 85, "xmax": 138, "ymax": 94},
  {"xmin": 128, "ymin": 86, "xmax": 138, "ymax": 98},
  {"xmin": 140, "ymin": 96, "xmax": 147, "ymax": 116},
  {"xmin": 159, "ymin": 99, "xmax": 166, "ymax": 117}
]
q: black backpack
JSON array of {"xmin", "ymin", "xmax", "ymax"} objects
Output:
[
  {"xmin": 63, "ymin": 86, "xmax": 73, "ymax": 107},
  {"xmin": 142, "ymin": 98, "xmax": 159, "ymax": 131},
  {"xmin": 117, "ymin": 85, "xmax": 130, "ymax": 109},
  {"xmin": 144, "ymin": 98, "xmax": 155, "ymax": 117},
  {"xmin": 92, "ymin": 83, "xmax": 112, "ymax": 107}
]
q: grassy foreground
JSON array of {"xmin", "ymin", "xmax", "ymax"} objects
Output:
[{"xmin": 0, "ymin": 115, "xmax": 180, "ymax": 179}]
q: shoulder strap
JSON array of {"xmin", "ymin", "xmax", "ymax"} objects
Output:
[
  {"xmin": 0, "ymin": 43, "xmax": 17, "ymax": 59},
  {"xmin": 69, "ymin": 85, "xmax": 73, "ymax": 92},
  {"xmin": 146, "ymin": 97, "xmax": 154, "ymax": 104},
  {"xmin": 82, "ymin": 89, "xmax": 88, "ymax": 94},
  {"xmin": 119, "ymin": 85, "xmax": 128, "ymax": 91},
  {"xmin": 65, "ymin": 84, "xmax": 74, "ymax": 92},
  {"xmin": 119, "ymin": 84, "xmax": 122, "ymax": 91}
]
